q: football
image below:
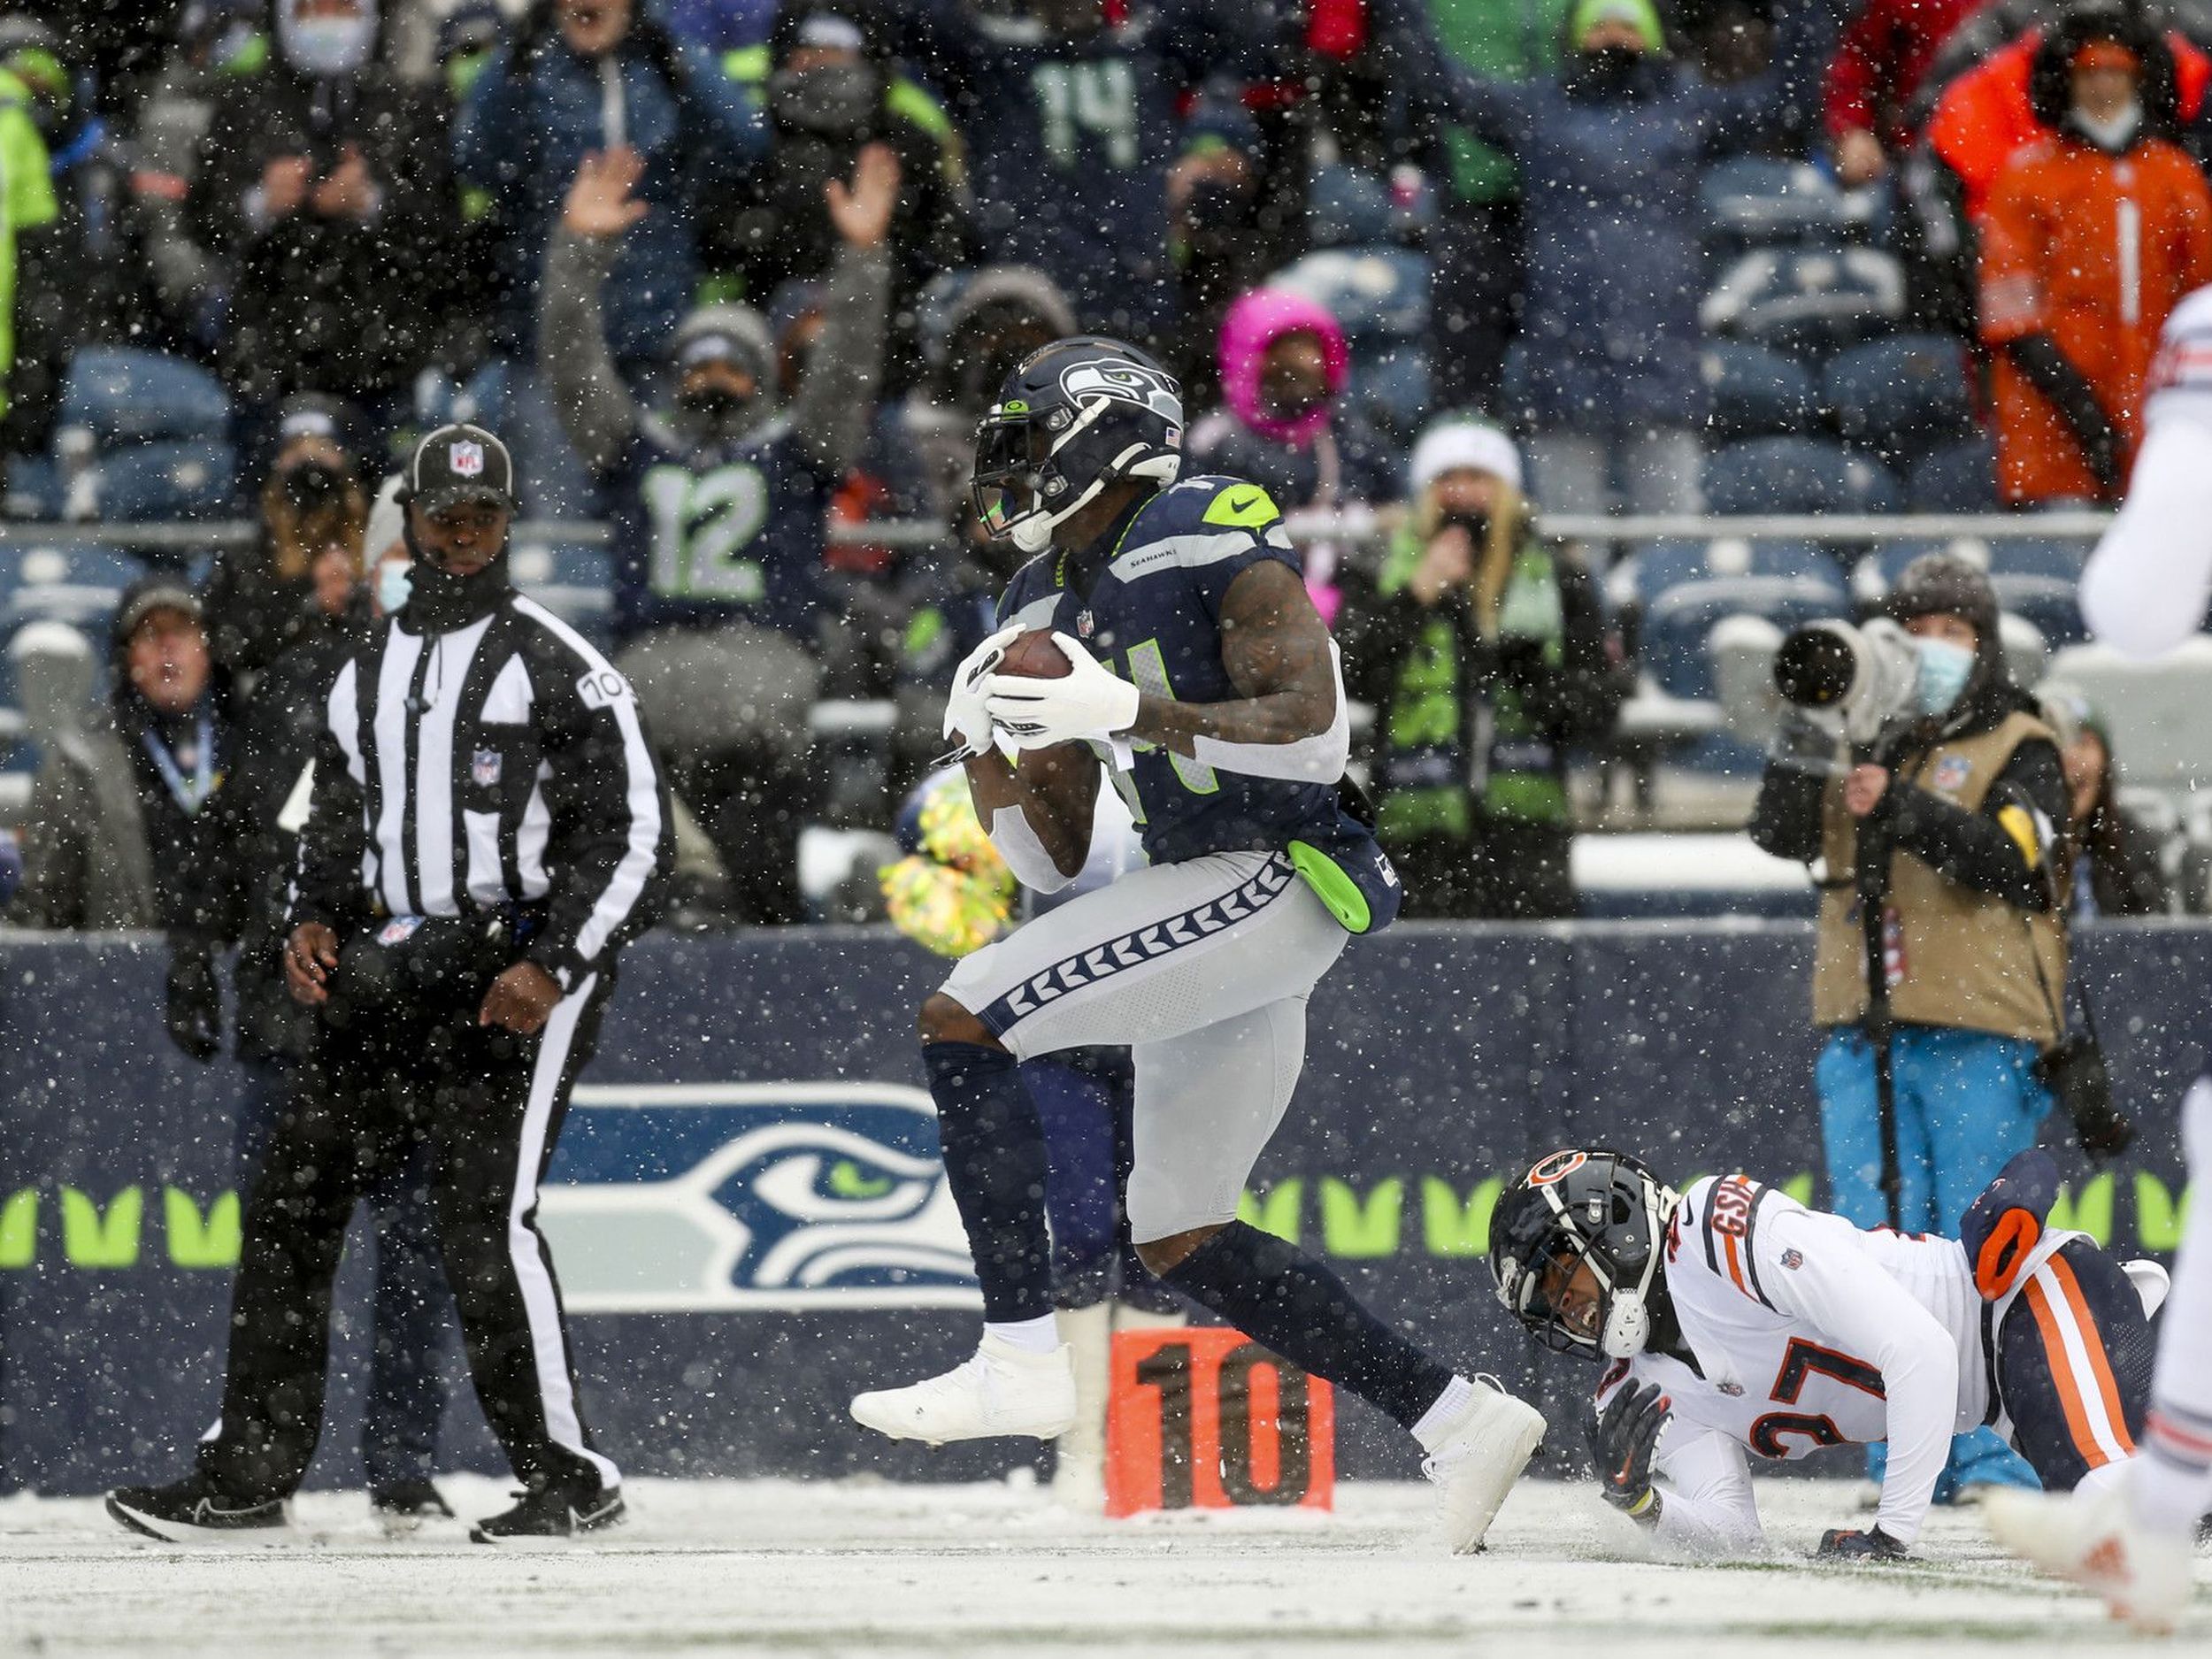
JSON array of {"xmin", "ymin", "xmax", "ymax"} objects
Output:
[{"xmin": 995, "ymin": 629, "xmax": 1072, "ymax": 679}]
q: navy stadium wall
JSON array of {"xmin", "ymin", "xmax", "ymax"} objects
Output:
[{"xmin": 3, "ymin": 922, "xmax": 2206, "ymax": 1494}]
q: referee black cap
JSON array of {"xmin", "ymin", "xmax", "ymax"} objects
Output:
[{"xmin": 404, "ymin": 422, "xmax": 518, "ymax": 516}]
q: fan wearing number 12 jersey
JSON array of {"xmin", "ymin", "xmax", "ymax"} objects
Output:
[
  {"xmin": 1490, "ymin": 1148, "xmax": 2162, "ymax": 1559},
  {"xmin": 541, "ymin": 143, "xmax": 895, "ymax": 921}
]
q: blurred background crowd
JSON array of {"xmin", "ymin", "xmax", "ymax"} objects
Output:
[{"xmin": 2, "ymin": 0, "xmax": 2211, "ymax": 933}]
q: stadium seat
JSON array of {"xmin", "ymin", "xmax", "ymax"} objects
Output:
[
  {"xmin": 1700, "ymin": 157, "xmax": 1868, "ymax": 252},
  {"xmin": 94, "ymin": 440, "xmax": 235, "ymax": 521},
  {"xmin": 1616, "ymin": 536, "xmax": 1841, "ymax": 609},
  {"xmin": 1824, "ymin": 334, "xmax": 1977, "ymax": 457},
  {"xmin": 4, "ymin": 546, "xmax": 141, "ymax": 631},
  {"xmin": 1701, "ymin": 341, "xmax": 1820, "ymax": 442},
  {"xmin": 1307, "ymin": 164, "xmax": 1397, "ymax": 250},
  {"xmin": 58, "ymin": 347, "xmax": 231, "ymax": 447},
  {"xmin": 1271, "ymin": 247, "xmax": 1430, "ymax": 343},
  {"xmin": 1702, "ymin": 437, "xmax": 1906, "ymax": 517},
  {"xmin": 1701, "ymin": 248, "xmax": 1908, "ymax": 359},
  {"xmin": 1638, "ymin": 573, "xmax": 1853, "ymax": 702},
  {"xmin": 5, "ymin": 452, "xmax": 58, "ymax": 518},
  {"xmin": 1908, "ymin": 436, "xmax": 1999, "ymax": 511},
  {"xmin": 1348, "ymin": 345, "xmax": 1431, "ymax": 442}
]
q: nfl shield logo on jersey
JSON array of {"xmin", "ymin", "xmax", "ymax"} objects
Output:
[
  {"xmin": 449, "ymin": 440, "xmax": 485, "ymax": 477},
  {"xmin": 472, "ymin": 748, "xmax": 503, "ymax": 787}
]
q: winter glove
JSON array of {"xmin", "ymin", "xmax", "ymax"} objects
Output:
[
  {"xmin": 983, "ymin": 632, "xmax": 1141, "ymax": 751},
  {"xmin": 1770, "ymin": 704, "xmax": 1844, "ymax": 774},
  {"xmin": 165, "ymin": 943, "xmax": 223, "ymax": 1064},
  {"xmin": 1816, "ymin": 1525, "xmax": 1909, "ymax": 1561},
  {"xmin": 941, "ymin": 624, "xmax": 1023, "ymax": 761},
  {"xmin": 1587, "ymin": 1380, "xmax": 1671, "ymax": 1525}
]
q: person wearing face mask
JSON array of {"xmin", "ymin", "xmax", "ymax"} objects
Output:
[
  {"xmin": 1397, "ymin": 0, "xmax": 1823, "ymax": 520},
  {"xmin": 1184, "ymin": 288, "xmax": 1402, "ymax": 618},
  {"xmin": 1750, "ymin": 553, "xmax": 2072, "ymax": 1503},
  {"xmin": 1978, "ymin": 10, "xmax": 2212, "ymax": 504},
  {"xmin": 198, "ymin": 396, "xmax": 372, "ymax": 707},
  {"xmin": 702, "ymin": 6, "xmax": 969, "ymax": 396},
  {"xmin": 1334, "ymin": 420, "xmax": 1616, "ymax": 919},
  {"xmin": 541, "ymin": 141, "xmax": 894, "ymax": 924},
  {"xmin": 188, "ymin": 0, "xmax": 459, "ymax": 469}
]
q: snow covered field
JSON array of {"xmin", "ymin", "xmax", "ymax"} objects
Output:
[{"xmin": 3, "ymin": 1475, "xmax": 2200, "ymax": 1657}]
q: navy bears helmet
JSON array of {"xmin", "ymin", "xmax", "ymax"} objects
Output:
[
  {"xmin": 971, "ymin": 336, "xmax": 1184, "ymax": 553},
  {"xmin": 1489, "ymin": 1148, "xmax": 1679, "ymax": 1361}
]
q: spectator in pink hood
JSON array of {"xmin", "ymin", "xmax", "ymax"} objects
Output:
[{"xmin": 1186, "ymin": 287, "xmax": 1402, "ymax": 621}]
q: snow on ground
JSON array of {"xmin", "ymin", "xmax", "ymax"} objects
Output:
[{"xmin": 2, "ymin": 1475, "xmax": 2200, "ymax": 1658}]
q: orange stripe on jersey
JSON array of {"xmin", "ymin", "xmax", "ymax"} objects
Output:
[
  {"xmin": 2047, "ymin": 1254, "xmax": 2136, "ymax": 1456},
  {"xmin": 1724, "ymin": 1231, "xmax": 1751, "ymax": 1297},
  {"xmin": 2022, "ymin": 1272, "xmax": 2130, "ymax": 1468}
]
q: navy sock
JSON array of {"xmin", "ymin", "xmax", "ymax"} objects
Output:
[
  {"xmin": 922, "ymin": 1041, "xmax": 1054, "ymax": 1322},
  {"xmin": 1165, "ymin": 1221, "xmax": 1455, "ymax": 1429}
]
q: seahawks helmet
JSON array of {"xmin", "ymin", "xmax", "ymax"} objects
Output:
[
  {"xmin": 1488, "ymin": 1148, "xmax": 1678, "ymax": 1361},
  {"xmin": 970, "ymin": 336, "xmax": 1184, "ymax": 553}
]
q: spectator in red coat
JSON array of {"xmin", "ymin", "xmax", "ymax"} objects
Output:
[{"xmin": 1824, "ymin": 0, "xmax": 1985, "ymax": 184}]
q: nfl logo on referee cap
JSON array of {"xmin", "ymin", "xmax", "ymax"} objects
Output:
[
  {"xmin": 450, "ymin": 440, "xmax": 484, "ymax": 476},
  {"xmin": 407, "ymin": 421, "xmax": 516, "ymax": 512}
]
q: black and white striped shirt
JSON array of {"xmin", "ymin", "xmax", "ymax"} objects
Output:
[{"xmin": 291, "ymin": 589, "xmax": 672, "ymax": 987}]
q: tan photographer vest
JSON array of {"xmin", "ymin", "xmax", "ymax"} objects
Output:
[{"xmin": 1811, "ymin": 710, "xmax": 2064, "ymax": 1047}]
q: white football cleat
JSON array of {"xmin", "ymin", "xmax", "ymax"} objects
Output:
[
  {"xmin": 1983, "ymin": 1484, "xmax": 2195, "ymax": 1633},
  {"xmin": 850, "ymin": 1333, "xmax": 1079, "ymax": 1447},
  {"xmin": 1422, "ymin": 1379, "xmax": 1547, "ymax": 1554}
]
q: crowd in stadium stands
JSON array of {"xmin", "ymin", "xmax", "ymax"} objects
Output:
[{"xmin": 0, "ymin": 0, "xmax": 2208, "ymax": 930}]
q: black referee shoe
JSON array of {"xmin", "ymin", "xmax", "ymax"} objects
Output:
[
  {"xmin": 106, "ymin": 1476, "xmax": 288, "ymax": 1542},
  {"xmin": 468, "ymin": 1484, "xmax": 625, "ymax": 1544},
  {"xmin": 370, "ymin": 1478, "xmax": 455, "ymax": 1533}
]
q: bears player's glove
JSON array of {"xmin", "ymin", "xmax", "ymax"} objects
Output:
[
  {"xmin": 941, "ymin": 624, "xmax": 1023, "ymax": 761},
  {"xmin": 1816, "ymin": 1525, "xmax": 1909, "ymax": 1562},
  {"xmin": 983, "ymin": 632, "xmax": 1141, "ymax": 751},
  {"xmin": 1587, "ymin": 1380, "xmax": 1670, "ymax": 1525}
]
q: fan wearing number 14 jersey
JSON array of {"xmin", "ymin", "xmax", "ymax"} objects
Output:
[
  {"xmin": 1490, "ymin": 1148, "xmax": 2164, "ymax": 1561},
  {"xmin": 541, "ymin": 143, "xmax": 895, "ymax": 922}
]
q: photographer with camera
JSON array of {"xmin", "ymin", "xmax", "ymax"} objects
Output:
[
  {"xmin": 1336, "ymin": 421, "xmax": 1616, "ymax": 918},
  {"xmin": 1752, "ymin": 552, "xmax": 2075, "ymax": 1499}
]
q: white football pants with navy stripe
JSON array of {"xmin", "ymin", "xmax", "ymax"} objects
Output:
[{"xmin": 942, "ymin": 850, "xmax": 1348, "ymax": 1242}]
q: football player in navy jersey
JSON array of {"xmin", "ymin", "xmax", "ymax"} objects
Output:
[
  {"xmin": 541, "ymin": 142, "xmax": 895, "ymax": 921},
  {"xmin": 848, "ymin": 337, "xmax": 1547, "ymax": 1553}
]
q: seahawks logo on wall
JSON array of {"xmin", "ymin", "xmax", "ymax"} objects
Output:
[
  {"xmin": 1058, "ymin": 357, "xmax": 1184, "ymax": 423},
  {"xmin": 537, "ymin": 1083, "xmax": 979, "ymax": 1312}
]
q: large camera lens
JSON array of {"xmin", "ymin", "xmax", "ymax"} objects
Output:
[
  {"xmin": 281, "ymin": 459, "xmax": 346, "ymax": 511},
  {"xmin": 1773, "ymin": 626, "xmax": 1857, "ymax": 708}
]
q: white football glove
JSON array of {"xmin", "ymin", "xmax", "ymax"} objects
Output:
[
  {"xmin": 941, "ymin": 623, "xmax": 1023, "ymax": 759},
  {"xmin": 982, "ymin": 632, "xmax": 1141, "ymax": 751}
]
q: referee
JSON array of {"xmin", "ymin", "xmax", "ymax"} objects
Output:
[{"xmin": 109, "ymin": 425, "xmax": 674, "ymax": 1544}]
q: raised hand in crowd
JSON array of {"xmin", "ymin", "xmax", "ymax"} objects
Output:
[
  {"xmin": 1406, "ymin": 523, "xmax": 1476, "ymax": 608},
  {"xmin": 561, "ymin": 146, "xmax": 650, "ymax": 242},
  {"xmin": 825, "ymin": 142, "xmax": 901, "ymax": 251}
]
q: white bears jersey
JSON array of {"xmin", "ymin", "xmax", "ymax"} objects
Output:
[
  {"xmin": 2082, "ymin": 282, "xmax": 2212, "ymax": 656},
  {"xmin": 1595, "ymin": 1176, "xmax": 1990, "ymax": 1553}
]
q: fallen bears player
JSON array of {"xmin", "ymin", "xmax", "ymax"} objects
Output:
[
  {"xmin": 847, "ymin": 336, "xmax": 1546, "ymax": 1550},
  {"xmin": 1488, "ymin": 1146, "xmax": 2162, "ymax": 1559}
]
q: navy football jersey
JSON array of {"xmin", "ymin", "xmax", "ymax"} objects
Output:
[
  {"xmin": 604, "ymin": 413, "xmax": 833, "ymax": 643},
  {"xmin": 995, "ymin": 475, "xmax": 1347, "ymax": 866}
]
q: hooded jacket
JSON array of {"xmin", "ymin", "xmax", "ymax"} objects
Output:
[{"xmin": 1186, "ymin": 288, "xmax": 1401, "ymax": 510}]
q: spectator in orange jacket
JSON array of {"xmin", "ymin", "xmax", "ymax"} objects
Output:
[
  {"xmin": 1978, "ymin": 19, "xmax": 2212, "ymax": 503},
  {"xmin": 1922, "ymin": 0, "xmax": 2208, "ymax": 223}
]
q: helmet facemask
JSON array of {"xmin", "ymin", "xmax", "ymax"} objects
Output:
[
  {"xmin": 1490, "ymin": 1149, "xmax": 1678, "ymax": 1361},
  {"xmin": 971, "ymin": 394, "xmax": 1179, "ymax": 554}
]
